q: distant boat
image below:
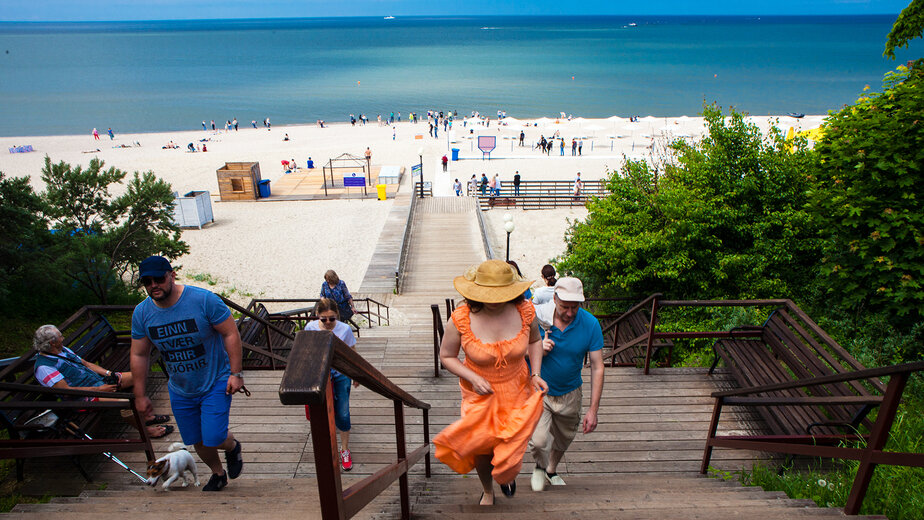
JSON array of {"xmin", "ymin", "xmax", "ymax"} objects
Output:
[
  {"xmin": 787, "ymin": 112, "xmax": 805, "ymax": 118},
  {"xmin": 384, "ymin": 16, "xmax": 395, "ymax": 20},
  {"xmin": 628, "ymin": 23, "xmax": 637, "ymax": 27}
]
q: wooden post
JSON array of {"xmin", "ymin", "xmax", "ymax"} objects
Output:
[
  {"xmin": 643, "ymin": 296, "xmax": 660, "ymax": 375},
  {"xmin": 700, "ymin": 397, "xmax": 723, "ymax": 474},
  {"xmin": 431, "ymin": 304, "xmax": 441, "ymax": 378},
  {"xmin": 844, "ymin": 372, "xmax": 908, "ymax": 515},
  {"xmin": 310, "ymin": 377, "xmax": 345, "ymax": 520},
  {"xmin": 423, "ymin": 408, "xmax": 431, "ymax": 478},
  {"xmin": 395, "ymin": 401, "xmax": 410, "ymax": 520}
]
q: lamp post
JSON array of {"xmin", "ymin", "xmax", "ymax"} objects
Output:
[
  {"xmin": 503, "ymin": 213, "xmax": 515, "ymax": 262},
  {"xmin": 417, "ymin": 147, "xmax": 424, "ymax": 198}
]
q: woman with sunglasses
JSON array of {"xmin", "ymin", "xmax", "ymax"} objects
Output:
[{"xmin": 303, "ymin": 298, "xmax": 359, "ymax": 472}]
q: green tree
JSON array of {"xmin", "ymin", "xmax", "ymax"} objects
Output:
[
  {"xmin": 40, "ymin": 157, "xmax": 188, "ymax": 304},
  {"xmin": 884, "ymin": 0, "xmax": 924, "ymax": 59},
  {"xmin": 810, "ymin": 63, "xmax": 924, "ymax": 326},
  {"xmin": 0, "ymin": 172, "xmax": 52, "ymax": 310},
  {"xmin": 557, "ymin": 104, "xmax": 820, "ymax": 302}
]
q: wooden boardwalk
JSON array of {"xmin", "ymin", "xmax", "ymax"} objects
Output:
[{"xmin": 5, "ymin": 195, "xmax": 883, "ymax": 519}]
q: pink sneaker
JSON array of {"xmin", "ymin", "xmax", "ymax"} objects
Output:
[{"xmin": 340, "ymin": 449, "xmax": 353, "ymax": 472}]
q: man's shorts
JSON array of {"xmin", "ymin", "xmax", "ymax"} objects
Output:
[{"xmin": 169, "ymin": 377, "xmax": 231, "ymax": 447}]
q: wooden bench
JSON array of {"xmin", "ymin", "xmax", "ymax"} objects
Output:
[
  {"xmin": 0, "ymin": 307, "xmax": 155, "ymax": 481},
  {"xmin": 708, "ymin": 306, "xmax": 883, "ymax": 438}
]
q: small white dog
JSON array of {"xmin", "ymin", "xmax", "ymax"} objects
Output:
[{"xmin": 146, "ymin": 442, "xmax": 200, "ymax": 490}]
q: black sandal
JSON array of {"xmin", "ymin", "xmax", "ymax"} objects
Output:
[
  {"xmin": 500, "ymin": 480, "xmax": 516, "ymax": 497},
  {"xmin": 149, "ymin": 424, "xmax": 174, "ymax": 439},
  {"xmin": 145, "ymin": 414, "xmax": 171, "ymax": 426}
]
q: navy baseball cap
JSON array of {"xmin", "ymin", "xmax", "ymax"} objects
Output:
[{"xmin": 139, "ymin": 256, "xmax": 173, "ymax": 277}]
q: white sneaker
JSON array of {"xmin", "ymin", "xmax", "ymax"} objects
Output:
[
  {"xmin": 531, "ymin": 467, "xmax": 547, "ymax": 492},
  {"xmin": 547, "ymin": 472, "xmax": 566, "ymax": 486}
]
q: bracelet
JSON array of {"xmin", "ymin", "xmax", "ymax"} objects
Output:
[
  {"xmin": 530, "ymin": 373, "xmax": 540, "ymax": 379},
  {"xmin": 231, "ymin": 372, "xmax": 244, "ymax": 378},
  {"xmin": 106, "ymin": 370, "xmax": 112, "ymax": 376}
]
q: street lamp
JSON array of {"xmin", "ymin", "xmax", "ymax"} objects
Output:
[
  {"xmin": 417, "ymin": 147, "xmax": 424, "ymax": 198},
  {"xmin": 503, "ymin": 213, "xmax": 515, "ymax": 262}
]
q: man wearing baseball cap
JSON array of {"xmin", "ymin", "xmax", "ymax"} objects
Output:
[
  {"xmin": 129, "ymin": 255, "xmax": 245, "ymax": 491},
  {"xmin": 529, "ymin": 276, "xmax": 604, "ymax": 492}
]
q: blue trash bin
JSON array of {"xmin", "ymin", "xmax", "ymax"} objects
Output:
[
  {"xmin": 451, "ymin": 148, "xmax": 460, "ymax": 161},
  {"xmin": 258, "ymin": 179, "xmax": 271, "ymax": 198}
]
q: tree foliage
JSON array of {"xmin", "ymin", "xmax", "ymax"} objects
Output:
[
  {"xmin": 810, "ymin": 63, "xmax": 924, "ymax": 325},
  {"xmin": 40, "ymin": 157, "xmax": 188, "ymax": 304},
  {"xmin": 884, "ymin": 0, "xmax": 924, "ymax": 59},
  {"xmin": 0, "ymin": 172, "xmax": 51, "ymax": 309},
  {"xmin": 557, "ymin": 104, "xmax": 820, "ymax": 301}
]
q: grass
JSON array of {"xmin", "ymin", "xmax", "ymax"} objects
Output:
[{"xmin": 184, "ymin": 271, "xmax": 219, "ymax": 286}]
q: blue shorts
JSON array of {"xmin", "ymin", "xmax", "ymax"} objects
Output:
[
  {"xmin": 331, "ymin": 372, "xmax": 352, "ymax": 432},
  {"xmin": 169, "ymin": 378, "xmax": 231, "ymax": 447}
]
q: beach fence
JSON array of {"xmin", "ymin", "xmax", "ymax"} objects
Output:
[{"xmin": 216, "ymin": 162, "xmax": 262, "ymax": 201}]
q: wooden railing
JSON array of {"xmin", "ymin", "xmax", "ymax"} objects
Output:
[
  {"xmin": 396, "ymin": 181, "xmax": 420, "ymax": 294},
  {"xmin": 246, "ymin": 298, "xmax": 391, "ymax": 329},
  {"xmin": 702, "ymin": 361, "xmax": 924, "ymax": 515},
  {"xmin": 474, "ymin": 179, "xmax": 607, "ymax": 210},
  {"xmin": 279, "ymin": 331, "xmax": 431, "ymax": 520}
]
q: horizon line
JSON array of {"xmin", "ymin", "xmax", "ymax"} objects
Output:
[{"xmin": 0, "ymin": 13, "xmax": 903, "ymax": 24}]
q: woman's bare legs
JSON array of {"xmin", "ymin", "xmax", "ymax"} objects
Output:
[{"xmin": 474, "ymin": 455, "xmax": 494, "ymax": 505}]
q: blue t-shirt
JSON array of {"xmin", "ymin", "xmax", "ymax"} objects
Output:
[
  {"xmin": 131, "ymin": 285, "xmax": 232, "ymax": 398},
  {"xmin": 538, "ymin": 307, "xmax": 603, "ymax": 396}
]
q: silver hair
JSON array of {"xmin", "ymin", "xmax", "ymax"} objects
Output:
[{"xmin": 33, "ymin": 325, "xmax": 61, "ymax": 353}]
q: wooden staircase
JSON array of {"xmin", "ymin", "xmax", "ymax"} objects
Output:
[{"xmin": 2, "ymin": 195, "xmax": 886, "ymax": 518}]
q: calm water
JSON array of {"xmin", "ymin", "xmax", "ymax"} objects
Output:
[{"xmin": 0, "ymin": 15, "xmax": 917, "ymax": 137}]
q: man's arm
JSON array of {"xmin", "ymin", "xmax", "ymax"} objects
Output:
[
  {"xmin": 214, "ymin": 316, "xmax": 244, "ymax": 394},
  {"xmin": 582, "ymin": 349, "xmax": 604, "ymax": 434},
  {"xmin": 130, "ymin": 337, "xmax": 154, "ymax": 417}
]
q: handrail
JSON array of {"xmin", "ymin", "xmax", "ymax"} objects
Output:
[
  {"xmin": 701, "ymin": 360, "xmax": 924, "ymax": 515},
  {"xmin": 474, "ymin": 202, "xmax": 495, "ymax": 259},
  {"xmin": 602, "ymin": 292, "xmax": 662, "ymax": 335},
  {"xmin": 430, "ymin": 305, "xmax": 444, "ymax": 378},
  {"xmin": 248, "ymin": 297, "xmax": 390, "ymax": 328},
  {"xmin": 396, "ymin": 181, "xmax": 419, "ymax": 294},
  {"xmin": 221, "ymin": 296, "xmax": 296, "ymax": 341},
  {"xmin": 278, "ymin": 331, "xmax": 431, "ymax": 520}
]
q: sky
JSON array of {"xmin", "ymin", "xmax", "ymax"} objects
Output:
[{"xmin": 0, "ymin": 0, "xmax": 912, "ymax": 22}]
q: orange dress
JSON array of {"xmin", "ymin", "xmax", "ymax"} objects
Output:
[{"xmin": 433, "ymin": 300, "xmax": 544, "ymax": 484}]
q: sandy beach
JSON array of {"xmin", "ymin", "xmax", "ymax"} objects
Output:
[{"xmin": 0, "ymin": 114, "xmax": 824, "ymax": 301}]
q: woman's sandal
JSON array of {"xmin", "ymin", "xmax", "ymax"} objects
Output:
[
  {"xmin": 479, "ymin": 492, "xmax": 495, "ymax": 506},
  {"xmin": 500, "ymin": 480, "xmax": 516, "ymax": 498},
  {"xmin": 145, "ymin": 414, "xmax": 171, "ymax": 426}
]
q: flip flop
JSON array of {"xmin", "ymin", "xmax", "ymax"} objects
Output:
[
  {"xmin": 145, "ymin": 414, "xmax": 171, "ymax": 426},
  {"xmin": 150, "ymin": 424, "xmax": 174, "ymax": 439}
]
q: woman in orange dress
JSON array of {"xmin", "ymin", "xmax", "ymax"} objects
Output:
[{"xmin": 434, "ymin": 259, "xmax": 548, "ymax": 506}]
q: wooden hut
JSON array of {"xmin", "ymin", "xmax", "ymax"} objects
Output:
[{"xmin": 216, "ymin": 162, "xmax": 262, "ymax": 201}]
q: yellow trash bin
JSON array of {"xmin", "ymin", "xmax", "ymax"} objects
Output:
[{"xmin": 376, "ymin": 184, "xmax": 387, "ymax": 200}]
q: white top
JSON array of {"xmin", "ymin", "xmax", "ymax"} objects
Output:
[
  {"xmin": 531, "ymin": 286, "xmax": 555, "ymax": 305},
  {"xmin": 304, "ymin": 320, "xmax": 356, "ymax": 348}
]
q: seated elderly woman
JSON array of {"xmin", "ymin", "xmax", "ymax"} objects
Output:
[{"xmin": 32, "ymin": 324, "xmax": 174, "ymax": 439}]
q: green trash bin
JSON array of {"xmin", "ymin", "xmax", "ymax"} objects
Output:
[{"xmin": 377, "ymin": 184, "xmax": 387, "ymax": 200}]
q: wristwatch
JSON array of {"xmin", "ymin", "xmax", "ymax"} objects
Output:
[{"xmin": 231, "ymin": 372, "xmax": 244, "ymax": 378}]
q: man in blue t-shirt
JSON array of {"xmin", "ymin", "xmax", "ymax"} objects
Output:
[
  {"xmin": 130, "ymin": 256, "xmax": 245, "ymax": 492},
  {"xmin": 529, "ymin": 277, "xmax": 604, "ymax": 492}
]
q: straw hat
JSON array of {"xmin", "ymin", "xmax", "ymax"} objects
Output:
[{"xmin": 453, "ymin": 259, "xmax": 534, "ymax": 303}]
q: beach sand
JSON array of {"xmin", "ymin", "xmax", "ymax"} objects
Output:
[{"xmin": 0, "ymin": 114, "xmax": 823, "ymax": 301}]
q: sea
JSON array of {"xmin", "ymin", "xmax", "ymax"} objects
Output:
[{"xmin": 0, "ymin": 15, "xmax": 919, "ymax": 137}]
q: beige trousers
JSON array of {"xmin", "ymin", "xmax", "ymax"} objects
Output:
[{"xmin": 528, "ymin": 386, "xmax": 582, "ymax": 469}]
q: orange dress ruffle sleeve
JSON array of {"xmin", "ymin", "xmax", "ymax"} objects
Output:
[{"xmin": 433, "ymin": 300, "xmax": 544, "ymax": 484}]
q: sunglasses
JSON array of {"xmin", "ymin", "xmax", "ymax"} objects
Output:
[
  {"xmin": 140, "ymin": 275, "xmax": 167, "ymax": 286},
  {"xmin": 318, "ymin": 317, "xmax": 337, "ymax": 323}
]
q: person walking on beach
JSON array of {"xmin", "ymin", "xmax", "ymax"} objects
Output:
[
  {"xmin": 303, "ymin": 298, "xmax": 359, "ymax": 471},
  {"xmin": 434, "ymin": 260, "xmax": 547, "ymax": 506},
  {"xmin": 107, "ymin": 128, "xmax": 114, "ymax": 140},
  {"xmin": 233, "ymin": 118, "xmax": 238, "ymax": 131},
  {"xmin": 211, "ymin": 120, "xmax": 216, "ymax": 131},
  {"xmin": 251, "ymin": 120, "xmax": 257, "ymax": 129},
  {"xmin": 454, "ymin": 178, "xmax": 463, "ymax": 196},
  {"xmin": 519, "ymin": 131, "xmax": 525, "ymax": 147},
  {"xmin": 130, "ymin": 255, "xmax": 245, "ymax": 492},
  {"xmin": 364, "ymin": 147, "xmax": 372, "ymax": 164},
  {"xmin": 529, "ymin": 277, "xmax": 604, "ymax": 492},
  {"xmin": 514, "ymin": 171, "xmax": 521, "ymax": 196},
  {"xmin": 571, "ymin": 139, "xmax": 577, "ymax": 156},
  {"xmin": 201, "ymin": 121, "xmax": 206, "ymax": 131},
  {"xmin": 489, "ymin": 175, "xmax": 498, "ymax": 198},
  {"xmin": 442, "ymin": 155, "xmax": 449, "ymax": 172},
  {"xmin": 578, "ymin": 139, "xmax": 583, "ymax": 156},
  {"xmin": 92, "ymin": 128, "xmax": 99, "ymax": 140},
  {"xmin": 480, "ymin": 173, "xmax": 488, "ymax": 196},
  {"xmin": 559, "ymin": 139, "xmax": 565, "ymax": 156},
  {"xmin": 573, "ymin": 172, "xmax": 583, "ymax": 201},
  {"xmin": 468, "ymin": 175, "xmax": 478, "ymax": 196}
]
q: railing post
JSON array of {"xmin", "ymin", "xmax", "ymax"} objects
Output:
[
  {"xmin": 394, "ymin": 400, "xmax": 410, "ymax": 520},
  {"xmin": 431, "ymin": 304, "xmax": 442, "ymax": 378},
  {"xmin": 643, "ymin": 295, "xmax": 660, "ymax": 375},
  {"xmin": 844, "ymin": 372, "xmax": 909, "ymax": 515},
  {"xmin": 423, "ymin": 408, "xmax": 431, "ymax": 478},
  {"xmin": 700, "ymin": 397, "xmax": 723, "ymax": 474},
  {"xmin": 311, "ymin": 377, "xmax": 346, "ymax": 520}
]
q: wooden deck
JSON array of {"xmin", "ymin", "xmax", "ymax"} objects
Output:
[{"xmin": 265, "ymin": 167, "xmax": 401, "ymax": 201}]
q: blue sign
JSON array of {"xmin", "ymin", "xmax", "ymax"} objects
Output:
[
  {"xmin": 411, "ymin": 164, "xmax": 422, "ymax": 177},
  {"xmin": 343, "ymin": 173, "xmax": 366, "ymax": 187}
]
